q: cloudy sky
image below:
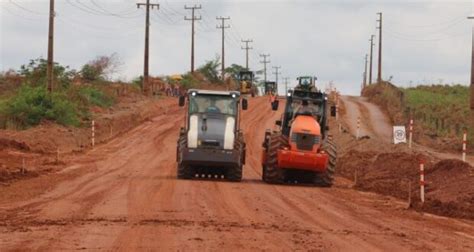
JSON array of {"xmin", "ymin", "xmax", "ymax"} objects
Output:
[{"xmin": 1, "ymin": 0, "xmax": 473, "ymax": 95}]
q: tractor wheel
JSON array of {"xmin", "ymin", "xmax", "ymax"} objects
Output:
[
  {"xmin": 263, "ymin": 133, "xmax": 287, "ymax": 184},
  {"xmin": 226, "ymin": 165, "xmax": 243, "ymax": 182},
  {"xmin": 314, "ymin": 139, "xmax": 337, "ymax": 187},
  {"xmin": 177, "ymin": 134, "xmax": 193, "ymax": 179},
  {"xmin": 177, "ymin": 163, "xmax": 193, "ymax": 179}
]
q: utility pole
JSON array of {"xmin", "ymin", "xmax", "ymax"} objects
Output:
[
  {"xmin": 46, "ymin": 0, "xmax": 55, "ymax": 93},
  {"xmin": 377, "ymin": 12, "xmax": 383, "ymax": 84},
  {"xmin": 363, "ymin": 54, "xmax": 368, "ymax": 89},
  {"xmin": 241, "ymin": 39, "xmax": 253, "ymax": 70},
  {"xmin": 137, "ymin": 0, "xmax": 159, "ymax": 94},
  {"xmin": 272, "ymin": 66, "xmax": 281, "ymax": 94},
  {"xmin": 259, "ymin": 54, "xmax": 270, "ymax": 83},
  {"xmin": 217, "ymin": 16, "xmax": 230, "ymax": 81},
  {"xmin": 185, "ymin": 5, "xmax": 201, "ymax": 73},
  {"xmin": 469, "ymin": 15, "xmax": 474, "ymax": 109},
  {"xmin": 283, "ymin": 77, "xmax": 290, "ymax": 93},
  {"xmin": 369, "ymin": 35, "xmax": 375, "ymax": 85}
]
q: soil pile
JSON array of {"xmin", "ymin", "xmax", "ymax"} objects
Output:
[
  {"xmin": 420, "ymin": 159, "xmax": 474, "ymax": 219},
  {"xmin": 337, "ymin": 145, "xmax": 474, "ymax": 219}
]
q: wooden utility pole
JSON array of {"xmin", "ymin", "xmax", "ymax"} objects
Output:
[
  {"xmin": 377, "ymin": 12, "xmax": 383, "ymax": 84},
  {"xmin": 283, "ymin": 77, "xmax": 290, "ymax": 93},
  {"xmin": 137, "ymin": 0, "xmax": 159, "ymax": 94},
  {"xmin": 272, "ymin": 66, "xmax": 281, "ymax": 94},
  {"xmin": 369, "ymin": 35, "xmax": 375, "ymax": 85},
  {"xmin": 363, "ymin": 54, "xmax": 368, "ymax": 89},
  {"xmin": 259, "ymin": 54, "xmax": 270, "ymax": 83},
  {"xmin": 46, "ymin": 0, "xmax": 55, "ymax": 93},
  {"xmin": 217, "ymin": 16, "xmax": 230, "ymax": 81},
  {"xmin": 241, "ymin": 39, "xmax": 253, "ymax": 70},
  {"xmin": 185, "ymin": 5, "xmax": 201, "ymax": 73},
  {"xmin": 469, "ymin": 15, "xmax": 474, "ymax": 109}
]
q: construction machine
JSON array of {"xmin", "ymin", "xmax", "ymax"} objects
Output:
[
  {"xmin": 296, "ymin": 76, "xmax": 318, "ymax": 91},
  {"xmin": 238, "ymin": 71, "xmax": 257, "ymax": 97},
  {"xmin": 261, "ymin": 81, "xmax": 337, "ymax": 186},
  {"xmin": 177, "ymin": 89, "xmax": 248, "ymax": 181},
  {"xmin": 264, "ymin": 81, "xmax": 277, "ymax": 95}
]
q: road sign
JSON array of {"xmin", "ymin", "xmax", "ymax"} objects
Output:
[{"xmin": 393, "ymin": 126, "xmax": 407, "ymax": 144}]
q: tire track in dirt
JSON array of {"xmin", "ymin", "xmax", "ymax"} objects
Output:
[{"xmin": 1, "ymin": 97, "xmax": 474, "ymax": 251}]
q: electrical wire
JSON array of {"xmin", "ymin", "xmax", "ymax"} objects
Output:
[
  {"xmin": 90, "ymin": 0, "xmax": 138, "ymax": 16},
  {"xmin": 8, "ymin": 0, "xmax": 46, "ymax": 15},
  {"xmin": 2, "ymin": 4, "xmax": 44, "ymax": 21}
]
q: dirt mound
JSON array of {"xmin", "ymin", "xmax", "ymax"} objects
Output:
[
  {"xmin": 338, "ymin": 150, "xmax": 429, "ymax": 199},
  {"xmin": 338, "ymin": 147, "xmax": 474, "ymax": 219},
  {"xmin": 418, "ymin": 159, "xmax": 474, "ymax": 219}
]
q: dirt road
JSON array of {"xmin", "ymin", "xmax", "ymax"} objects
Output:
[
  {"xmin": 340, "ymin": 96, "xmax": 393, "ymax": 142},
  {"xmin": 1, "ymin": 97, "xmax": 474, "ymax": 251},
  {"xmin": 340, "ymin": 96, "xmax": 474, "ymax": 165}
]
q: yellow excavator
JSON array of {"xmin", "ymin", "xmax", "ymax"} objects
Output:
[{"xmin": 238, "ymin": 71, "xmax": 256, "ymax": 97}]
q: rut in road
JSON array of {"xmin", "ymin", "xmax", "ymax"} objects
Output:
[{"xmin": 1, "ymin": 97, "xmax": 473, "ymax": 251}]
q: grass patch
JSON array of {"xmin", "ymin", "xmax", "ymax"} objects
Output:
[
  {"xmin": 363, "ymin": 83, "xmax": 471, "ymax": 139},
  {"xmin": 0, "ymin": 85, "xmax": 116, "ymax": 129},
  {"xmin": 402, "ymin": 85, "xmax": 469, "ymax": 137},
  {"xmin": 76, "ymin": 86, "xmax": 114, "ymax": 108}
]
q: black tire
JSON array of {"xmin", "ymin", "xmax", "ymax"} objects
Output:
[
  {"xmin": 177, "ymin": 163, "xmax": 193, "ymax": 179},
  {"xmin": 314, "ymin": 139, "xmax": 337, "ymax": 187},
  {"xmin": 263, "ymin": 133, "xmax": 287, "ymax": 184},
  {"xmin": 177, "ymin": 134, "xmax": 193, "ymax": 179},
  {"xmin": 226, "ymin": 165, "xmax": 243, "ymax": 182}
]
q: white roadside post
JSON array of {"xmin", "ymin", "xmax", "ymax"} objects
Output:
[
  {"xmin": 463, "ymin": 131, "xmax": 467, "ymax": 162},
  {"xmin": 420, "ymin": 161, "xmax": 425, "ymax": 203},
  {"xmin": 409, "ymin": 118, "xmax": 414, "ymax": 149},
  {"xmin": 92, "ymin": 120, "xmax": 95, "ymax": 148},
  {"xmin": 356, "ymin": 117, "xmax": 360, "ymax": 140}
]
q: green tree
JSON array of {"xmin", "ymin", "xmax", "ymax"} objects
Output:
[
  {"xmin": 80, "ymin": 53, "xmax": 122, "ymax": 82},
  {"xmin": 225, "ymin": 64, "xmax": 246, "ymax": 80},
  {"xmin": 197, "ymin": 56, "xmax": 221, "ymax": 84},
  {"xmin": 18, "ymin": 58, "xmax": 74, "ymax": 89}
]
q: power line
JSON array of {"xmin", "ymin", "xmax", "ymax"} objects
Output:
[
  {"xmin": 9, "ymin": 0, "xmax": 46, "ymax": 15},
  {"xmin": 259, "ymin": 54, "xmax": 270, "ymax": 83},
  {"xmin": 47, "ymin": 0, "xmax": 55, "ymax": 93},
  {"xmin": 185, "ymin": 5, "xmax": 202, "ymax": 73},
  {"xmin": 216, "ymin": 16, "xmax": 230, "ymax": 81},
  {"xmin": 369, "ymin": 34, "xmax": 374, "ymax": 85},
  {"xmin": 283, "ymin": 77, "xmax": 290, "ymax": 93},
  {"xmin": 89, "ymin": 0, "xmax": 140, "ymax": 17},
  {"xmin": 241, "ymin": 39, "xmax": 253, "ymax": 70},
  {"xmin": 137, "ymin": 0, "xmax": 159, "ymax": 94},
  {"xmin": 377, "ymin": 12, "xmax": 383, "ymax": 84},
  {"xmin": 272, "ymin": 66, "xmax": 281, "ymax": 94}
]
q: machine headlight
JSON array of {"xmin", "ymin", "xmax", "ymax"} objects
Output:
[
  {"xmin": 192, "ymin": 92, "xmax": 197, "ymax": 96},
  {"xmin": 232, "ymin": 94, "xmax": 236, "ymax": 98}
]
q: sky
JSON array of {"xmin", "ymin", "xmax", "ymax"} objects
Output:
[{"xmin": 1, "ymin": 0, "xmax": 473, "ymax": 95}]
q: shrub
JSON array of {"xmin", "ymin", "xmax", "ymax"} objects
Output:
[
  {"xmin": 18, "ymin": 58, "xmax": 74, "ymax": 89},
  {"xmin": 197, "ymin": 56, "xmax": 221, "ymax": 84},
  {"xmin": 77, "ymin": 86, "xmax": 114, "ymax": 108},
  {"xmin": 180, "ymin": 73, "xmax": 198, "ymax": 89},
  {"xmin": 1, "ymin": 85, "xmax": 80, "ymax": 128}
]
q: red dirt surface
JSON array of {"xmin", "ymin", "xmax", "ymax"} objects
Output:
[
  {"xmin": 338, "ymin": 95, "xmax": 474, "ymax": 220},
  {"xmin": 0, "ymin": 97, "xmax": 474, "ymax": 251},
  {"xmin": 0, "ymin": 95, "xmax": 177, "ymax": 187}
]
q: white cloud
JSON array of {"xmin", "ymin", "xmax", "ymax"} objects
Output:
[{"xmin": 1, "ymin": 0, "xmax": 473, "ymax": 95}]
